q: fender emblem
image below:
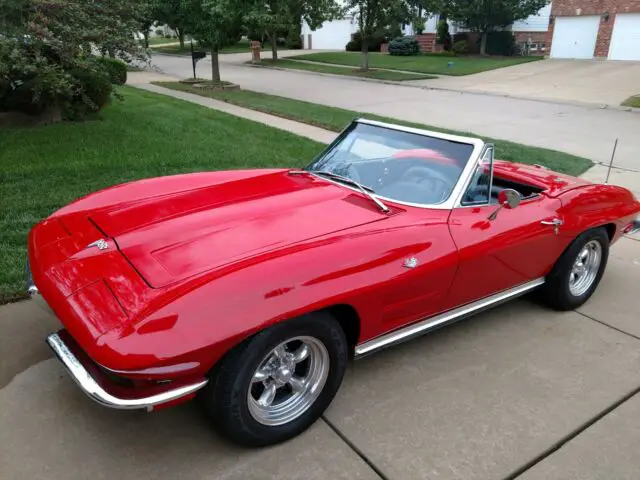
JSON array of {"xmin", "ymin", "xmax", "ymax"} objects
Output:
[
  {"xmin": 403, "ymin": 257, "xmax": 419, "ymax": 269},
  {"xmin": 87, "ymin": 239, "xmax": 109, "ymax": 251}
]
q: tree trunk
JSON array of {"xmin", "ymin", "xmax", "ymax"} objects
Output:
[
  {"xmin": 360, "ymin": 39, "xmax": 369, "ymax": 71},
  {"xmin": 480, "ymin": 32, "xmax": 488, "ymax": 56},
  {"xmin": 270, "ymin": 30, "xmax": 278, "ymax": 61},
  {"xmin": 143, "ymin": 32, "xmax": 149, "ymax": 49},
  {"xmin": 178, "ymin": 29, "xmax": 185, "ymax": 49},
  {"xmin": 211, "ymin": 46, "xmax": 221, "ymax": 83}
]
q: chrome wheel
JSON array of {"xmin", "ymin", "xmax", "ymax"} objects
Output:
[
  {"xmin": 247, "ymin": 336, "xmax": 330, "ymax": 426},
  {"xmin": 569, "ymin": 240, "xmax": 602, "ymax": 297}
]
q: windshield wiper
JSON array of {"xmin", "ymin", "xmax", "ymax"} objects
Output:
[{"xmin": 308, "ymin": 170, "xmax": 390, "ymax": 213}]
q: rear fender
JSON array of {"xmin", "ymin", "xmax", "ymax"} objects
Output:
[{"xmin": 557, "ymin": 184, "xmax": 640, "ymax": 243}]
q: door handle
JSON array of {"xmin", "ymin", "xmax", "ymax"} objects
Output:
[{"xmin": 541, "ymin": 218, "xmax": 563, "ymax": 234}]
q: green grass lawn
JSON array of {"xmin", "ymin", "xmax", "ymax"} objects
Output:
[
  {"xmin": 287, "ymin": 52, "xmax": 543, "ymax": 76},
  {"xmin": 0, "ymin": 87, "xmax": 322, "ymax": 302},
  {"xmin": 152, "ymin": 39, "xmax": 270, "ymax": 56},
  {"xmin": 253, "ymin": 59, "xmax": 435, "ymax": 81},
  {"xmin": 153, "ymin": 81, "xmax": 593, "ymax": 178},
  {"xmin": 147, "ymin": 37, "xmax": 179, "ymax": 46},
  {"xmin": 621, "ymin": 95, "xmax": 640, "ymax": 108}
]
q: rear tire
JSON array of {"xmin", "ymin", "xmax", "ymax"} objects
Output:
[
  {"xmin": 540, "ymin": 227, "xmax": 609, "ymax": 311},
  {"xmin": 200, "ymin": 312, "xmax": 348, "ymax": 447}
]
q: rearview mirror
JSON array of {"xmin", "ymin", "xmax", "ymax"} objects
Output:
[{"xmin": 488, "ymin": 189, "xmax": 521, "ymax": 221}]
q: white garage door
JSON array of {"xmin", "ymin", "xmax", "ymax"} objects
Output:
[
  {"xmin": 608, "ymin": 13, "xmax": 640, "ymax": 60},
  {"xmin": 306, "ymin": 19, "xmax": 353, "ymax": 50},
  {"xmin": 551, "ymin": 16, "xmax": 600, "ymax": 59}
]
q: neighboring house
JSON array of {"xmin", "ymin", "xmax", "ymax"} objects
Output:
[
  {"xmin": 548, "ymin": 0, "xmax": 640, "ymax": 60},
  {"xmin": 301, "ymin": 15, "xmax": 357, "ymax": 50},
  {"xmin": 300, "ymin": 14, "xmax": 440, "ymax": 50},
  {"xmin": 301, "ymin": 4, "xmax": 551, "ymax": 52},
  {"xmin": 510, "ymin": 3, "xmax": 552, "ymax": 54}
]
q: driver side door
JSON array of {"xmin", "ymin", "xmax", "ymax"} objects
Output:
[{"xmin": 443, "ymin": 146, "xmax": 569, "ymax": 309}]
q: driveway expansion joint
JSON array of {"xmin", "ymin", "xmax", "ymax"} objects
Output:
[
  {"xmin": 575, "ymin": 310, "xmax": 640, "ymax": 342},
  {"xmin": 321, "ymin": 416, "xmax": 390, "ymax": 480},
  {"xmin": 503, "ymin": 387, "xmax": 640, "ymax": 480}
]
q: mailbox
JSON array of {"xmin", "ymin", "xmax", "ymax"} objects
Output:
[
  {"xmin": 190, "ymin": 40, "xmax": 207, "ymax": 78},
  {"xmin": 192, "ymin": 50, "xmax": 206, "ymax": 61}
]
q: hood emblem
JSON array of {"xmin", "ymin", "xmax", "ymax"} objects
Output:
[
  {"xmin": 403, "ymin": 257, "xmax": 419, "ymax": 269},
  {"xmin": 87, "ymin": 239, "xmax": 109, "ymax": 251}
]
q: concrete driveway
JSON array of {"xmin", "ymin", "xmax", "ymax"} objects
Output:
[
  {"xmin": 412, "ymin": 59, "xmax": 640, "ymax": 108},
  {"xmin": 2, "ymin": 236, "xmax": 639, "ymax": 480}
]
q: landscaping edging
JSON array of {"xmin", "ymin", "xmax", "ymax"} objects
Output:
[{"xmin": 244, "ymin": 62, "xmax": 432, "ymax": 87}]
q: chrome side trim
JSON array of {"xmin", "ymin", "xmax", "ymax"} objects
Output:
[
  {"xmin": 354, "ymin": 278, "xmax": 545, "ymax": 358},
  {"xmin": 46, "ymin": 333, "xmax": 208, "ymax": 411}
]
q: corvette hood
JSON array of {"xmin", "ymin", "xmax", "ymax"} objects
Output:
[{"xmin": 89, "ymin": 171, "xmax": 387, "ymax": 288}]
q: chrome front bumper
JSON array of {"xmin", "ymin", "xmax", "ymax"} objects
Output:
[
  {"xmin": 26, "ymin": 258, "xmax": 53, "ymax": 314},
  {"xmin": 46, "ymin": 332, "xmax": 208, "ymax": 411},
  {"xmin": 627, "ymin": 219, "xmax": 640, "ymax": 235}
]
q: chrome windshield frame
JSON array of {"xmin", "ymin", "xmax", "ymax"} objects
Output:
[{"xmin": 305, "ymin": 118, "xmax": 486, "ymax": 211}]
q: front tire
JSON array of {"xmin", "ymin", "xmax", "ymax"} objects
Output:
[
  {"xmin": 201, "ymin": 312, "xmax": 348, "ymax": 447},
  {"xmin": 541, "ymin": 227, "xmax": 609, "ymax": 311}
]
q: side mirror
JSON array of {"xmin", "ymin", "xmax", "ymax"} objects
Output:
[
  {"xmin": 498, "ymin": 189, "xmax": 521, "ymax": 209},
  {"xmin": 488, "ymin": 188, "xmax": 521, "ymax": 220}
]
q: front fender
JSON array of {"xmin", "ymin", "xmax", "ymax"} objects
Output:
[{"xmin": 101, "ymin": 212, "xmax": 457, "ymax": 377}]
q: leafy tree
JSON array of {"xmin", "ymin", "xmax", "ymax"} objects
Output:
[
  {"xmin": 345, "ymin": 0, "xmax": 407, "ymax": 71},
  {"xmin": 152, "ymin": 0, "xmax": 188, "ymax": 47},
  {"xmin": 0, "ymin": 0, "xmax": 146, "ymax": 116},
  {"xmin": 136, "ymin": 1, "xmax": 156, "ymax": 48},
  {"xmin": 244, "ymin": 0, "xmax": 342, "ymax": 61},
  {"xmin": 445, "ymin": 0, "xmax": 547, "ymax": 55},
  {"xmin": 181, "ymin": 0, "xmax": 243, "ymax": 83}
]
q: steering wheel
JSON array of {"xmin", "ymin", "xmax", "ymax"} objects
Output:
[{"xmin": 400, "ymin": 165, "xmax": 453, "ymax": 202}]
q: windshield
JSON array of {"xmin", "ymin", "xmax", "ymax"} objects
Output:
[{"xmin": 306, "ymin": 122, "xmax": 475, "ymax": 206}]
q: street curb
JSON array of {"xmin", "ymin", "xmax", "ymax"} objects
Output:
[
  {"xmin": 242, "ymin": 63, "xmax": 435, "ymax": 88},
  {"xmin": 240, "ymin": 62, "xmax": 640, "ymax": 115}
]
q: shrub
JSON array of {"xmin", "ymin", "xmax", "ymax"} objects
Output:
[
  {"xmin": 345, "ymin": 30, "xmax": 388, "ymax": 52},
  {"xmin": 452, "ymin": 33, "xmax": 479, "ymax": 54},
  {"xmin": 0, "ymin": 76, "xmax": 60, "ymax": 116},
  {"xmin": 481, "ymin": 31, "xmax": 516, "ymax": 56},
  {"xmin": 388, "ymin": 36, "xmax": 420, "ymax": 56},
  {"xmin": 64, "ymin": 67, "xmax": 113, "ymax": 119},
  {"xmin": 436, "ymin": 20, "xmax": 451, "ymax": 50},
  {"xmin": 155, "ymin": 28, "xmax": 163, "ymax": 36},
  {"xmin": 94, "ymin": 57, "xmax": 127, "ymax": 85},
  {"xmin": 452, "ymin": 40, "xmax": 468, "ymax": 56},
  {"xmin": 286, "ymin": 34, "xmax": 302, "ymax": 50},
  {"xmin": 413, "ymin": 18, "xmax": 426, "ymax": 35}
]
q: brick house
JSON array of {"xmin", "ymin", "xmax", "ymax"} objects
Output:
[{"xmin": 547, "ymin": 0, "xmax": 640, "ymax": 60}]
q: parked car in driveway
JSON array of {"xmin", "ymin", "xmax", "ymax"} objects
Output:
[{"xmin": 27, "ymin": 119, "xmax": 640, "ymax": 446}]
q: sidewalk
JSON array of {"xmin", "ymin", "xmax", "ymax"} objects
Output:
[{"xmin": 130, "ymin": 73, "xmax": 334, "ymax": 144}]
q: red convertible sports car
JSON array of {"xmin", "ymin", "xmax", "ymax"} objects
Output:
[{"xmin": 28, "ymin": 119, "xmax": 640, "ymax": 446}]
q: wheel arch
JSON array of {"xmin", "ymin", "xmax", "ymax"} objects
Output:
[
  {"xmin": 323, "ymin": 304, "xmax": 362, "ymax": 354},
  {"xmin": 603, "ymin": 223, "xmax": 616, "ymax": 242},
  {"xmin": 204, "ymin": 302, "xmax": 363, "ymax": 380}
]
